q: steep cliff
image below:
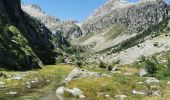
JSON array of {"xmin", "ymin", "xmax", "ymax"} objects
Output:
[{"xmin": 0, "ymin": 0, "xmax": 56, "ymax": 70}]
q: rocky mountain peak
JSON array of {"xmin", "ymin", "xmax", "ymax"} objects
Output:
[
  {"xmin": 82, "ymin": 0, "xmax": 168, "ymax": 34},
  {"xmin": 29, "ymin": 4, "xmax": 42, "ymax": 11},
  {"xmin": 22, "ymin": 4, "xmax": 83, "ymax": 40}
]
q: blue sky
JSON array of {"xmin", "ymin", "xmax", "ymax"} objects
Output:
[{"xmin": 22, "ymin": 0, "xmax": 170, "ymax": 22}]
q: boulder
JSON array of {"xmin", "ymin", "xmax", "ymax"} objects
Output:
[
  {"xmin": 167, "ymin": 81, "xmax": 170, "ymax": 85},
  {"xmin": 124, "ymin": 72, "xmax": 133, "ymax": 76},
  {"xmin": 11, "ymin": 77, "xmax": 22, "ymax": 80},
  {"xmin": 0, "ymin": 86, "xmax": 5, "ymax": 88},
  {"xmin": 132, "ymin": 90, "xmax": 146, "ymax": 95},
  {"xmin": 0, "ymin": 81, "xmax": 5, "ymax": 85},
  {"xmin": 139, "ymin": 68, "xmax": 147, "ymax": 77},
  {"xmin": 6, "ymin": 91, "xmax": 17, "ymax": 95},
  {"xmin": 56, "ymin": 86, "xmax": 65, "ymax": 95},
  {"xmin": 115, "ymin": 95, "xmax": 127, "ymax": 100},
  {"xmin": 56, "ymin": 87, "xmax": 86, "ymax": 99},
  {"xmin": 145, "ymin": 77, "xmax": 159, "ymax": 84},
  {"xmin": 98, "ymin": 92, "xmax": 110, "ymax": 98},
  {"xmin": 101, "ymin": 74, "xmax": 112, "ymax": 78},
  {"xmin": 65, "ymin": 68, "xmax": 100, "ymax": 83}
]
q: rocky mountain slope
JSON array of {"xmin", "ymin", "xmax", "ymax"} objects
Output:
[
  {"xmin": 21, "ymin": 4, "xmax": 83, "ymax": 40},
  {"xmin": 79, "ymin": 0, "xmax": 168, "ymax": 50},
  {"xmin": 82, "ymin": 0, "xmax": 168, "ymax": 34},
  {"xmin": 0, "ymin": 0, "xmax": 58, "ymax": 70},
  {"xmin": 77, "ymin": 0, "xmax": 170, "ymax": 64}
]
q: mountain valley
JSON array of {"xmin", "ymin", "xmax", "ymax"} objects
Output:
[{"xmin": 1, "ymin": 0, "xmax": 170, "ymax": 100}]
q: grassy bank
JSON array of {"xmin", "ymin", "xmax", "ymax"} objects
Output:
[{"xmin": 0, "ymin": 65, "xmax": 74, "ymax": 100}]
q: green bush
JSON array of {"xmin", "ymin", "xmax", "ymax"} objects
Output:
[
  {"xmin": 99, "ymin": 60, "xmax": 107, "ymax": 68},
  {"xmin": 145, "ymin": 59, "xmax": 157, "ymax": 75},
  {"xmin": 75, "ymin": 61, "xmax": 83, "ymax": 68},
  {"xmin": 107, "ymin": 65, "xmax": 113, "ymax": 71}
]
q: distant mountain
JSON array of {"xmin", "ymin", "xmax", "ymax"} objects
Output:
[{"xmin": 22, "ymin": 4, "xmax": 83, "ymax": 40}]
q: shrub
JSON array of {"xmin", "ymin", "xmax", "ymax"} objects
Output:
[
  {"xmin": 107, "ymin": 65, "xmax": 113, "ymax": 71},
  {"xmin": 75, "ymin": 61, "xmax": 83, "ymax": 68},
  {"xmin": 139, "ymin": 55, "xmax": 146, "ymax": 62},
  {"xmin": 145, "ymin": 59, "xmax": 157, "ymax": 74},
  {"xmin": 99, "ymin": 60, "xmax": 107, "ymax": 68}
]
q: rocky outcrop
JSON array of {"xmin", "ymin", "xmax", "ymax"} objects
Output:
[
  {"xmin": 21, "ymin": 4, "xmax": 83, "ymax": 40},
  {"xmin": 82, "ymin": 0, "xmax": 168, "ymax": 34},
  {"xmin": 64, "ymin": 68, "xmax": 100, "ymax": 83},
  {"xmin": 0, "ymin": 0, "xmax": 56, "ymax": 70},
  {"xmin": 56, "ymin": 87, "xmax": 86, "ymax": 99}
]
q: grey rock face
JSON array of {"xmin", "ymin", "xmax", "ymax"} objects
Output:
[{"xmin": 82, "ymin": 0, "xmax": 168, "ymax": 34}]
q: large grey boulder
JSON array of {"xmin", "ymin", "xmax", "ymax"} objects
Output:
[
  {"xmin": 56, "ymin": 87, "xmax": 86, "ymax": 99},
  {"xmin": 64, "ymin": 68, "xmax": 100, "ymax": 83}
]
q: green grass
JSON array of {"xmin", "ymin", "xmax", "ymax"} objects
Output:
[
  {"xmin": 0, "ymin": 64, "xmax": 74, "ymax": 100},
  {"xmin": 65, "ymin": 71, "xmax": 148, "ymax": 100},
  {"xmin": 77, "ymin": 33, "xmax": 95, "ymax": 43}
]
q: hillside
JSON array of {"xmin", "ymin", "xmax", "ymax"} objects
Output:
[
  {"xmin": 75, "ymin": 0, "xmax": 170, "ymax": 64},
  {"xmin": 0, "ymin": 0, "xmax": 57, "ymax": 70}
]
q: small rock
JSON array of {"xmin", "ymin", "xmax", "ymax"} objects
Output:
[
  {"xmin": 132, "ymin": 90, "xmax": 146, "ymax": 95},
  {"xmin": 111, "ymin": 66, "xmax": 119, "ymax": 72},
  {"xmin": 71, "ymin": 88, "xmax": 83, "ymax": 96},
  {"xmin": 137, "ymin": 82, "xmax": 144, "ymax": 84},
  {"xmin": 79, "ymin": 95, "xmax": 86, "ymax": 99},
  {"xmin": 167, "ymin": 81, "xmax": 170, "ymax": 85},
  {"xmin": 26, "ymin": 85, "xmax": 31, "ymax": 89},
  {"xmin": 11, "ymin": 77, "xmax": 22, "ymax": 80},
  {"xmin": 31, "ymin": 80, "xmax": 38, "ymax": 83},
  {"xmin": 6, "ymin": 91, "xmax": 17, "ymax": 95},
  {"xmin": 115, "ymin": 95, "xmax": 127, "ymax": 100},
  {"xmin": 0, "ymin": 81, "xmax": 5, "ymax": 85},
  {"xmin": 145, "ymin": 77, "xmax": 159, "ymax": 84},
  {"xmin": 124, "ymin": 72, "xmax": 133, "ymax": 76},
  {"xmin": 0, "ymin": 86, "xmax": 5, "ymax": 88},
  {"xmin": 98, "ymin": 93, "xmax": 110, "ymax": 98},
  {"xmin": 104, "ymin": 94, "xmax": 110, "ymax": 98},
  {"xmin": 47, "ymin": 80, "xmax": 50, "ymax": 82},
  {"xmin": 139, "ymin": 68, "xmax": 147, "ymax": 77},
  {"xmin": 56, "ymin": 86, "xmax": 65, "ymax": 95},
  {"xmin": 152, "ymin": 90, "xmax": 162, "ymax": 96},
  {"xmin": 111, "ymin": 71, "xmax": 121, "ymax": 74},
  {"xmin": 101, "ymin": 74, "xmax": 112, "ymax": 78},
  {"xmin": 26, "ymin": 81, "xmax": 31, "ymax": 85}
]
